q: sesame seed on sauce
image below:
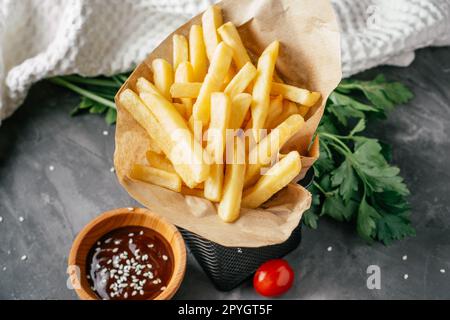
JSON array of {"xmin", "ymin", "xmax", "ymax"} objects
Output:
[{"xmin": 86, "ymin": 226, "xmax": 173, "ymax": 300}]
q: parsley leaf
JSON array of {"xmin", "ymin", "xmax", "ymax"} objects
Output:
[
  {"xmin": 49, "ymin": 74, "xmax": 130, "ymax": 125},
  {"xmin": 337, "ymin": 74, "xmax": 414, "ymax": 113},
  {"xmin": 331, "ymin": 159, "xmax": 359, "ymax": 203}
]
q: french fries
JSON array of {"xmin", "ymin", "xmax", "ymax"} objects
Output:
[
  {"xmin": 251, "ymin": 41, "xmax": 280, "ymax": 142},
  {"xmin": 173, "ymin": 35, "xmax": 189, "ymax": 71},
  {"xmin": 120, "ymin": 89, "xmax": 199, "ymax": 188},
  {"xmin": 245, "ymin": 114, "xmax": 305, "ymax": 187},
  {"xmin": 206, "ymin": 93, "xmax": 232, "ymax": 163},
  {"xmin": 222, "ymin": 64, "xmax": 237, "ymax": 90},
  {"xmin": 204, "ymin": 93, "xmax": 231, "ymax": 202},
  {"xmin": 130, "ymin": 164, "xmax": 182, "ymax": 192},
  {"xmin": 138, "ymin": 91, "xmax": 210, "ymax": 184},
  {"xmin": 218, "ymin": 22, "xmax": 251, "ymax": 69},
  {"xmin": 175, "ymin": 62, "xmax": 195, "ymax": 118},
  {"xmin": 224, "ymin": 62, "xmax": 257, "ymax": 100},
  {"xmin": 192, "ymin": 42, "xmax": 233, "ymax": 127},
  {"xmin": 218, "ymin": 136, "xmax": 246, "ymax": 223},
  {"xmin": 170, "ymin": 82, "xmax": 202, "ymax": 99},
  {"xmin": 189, "ymin": 25, "xmax": 208, "ymax": 82},
  {"xmin": 229, "ymin": 93, "xmax": 252, "ymax": 130},
  {"xmin": 119, "ymin": 89, "xmax": 170, "ymax": 154},
  {"xmin": 202, "ymin": 5, "xmax": 223, "ymax": 62},
  {"xmin": 136, "ymin": 77, "xmax": 161, "ymax": 96},
  {"xmin": 121, "ymin": 5, "xmax": 321, "ymax": 223},
  {"xmin": 264, "ymin": 95, "xmax": 284, "ymax": 128},
  {"xmin": 242, "ymin": 151, "xmax": 302, "ymax": 209},
  {"xmin": 271, "ymin": 83, "xmax": 321, "ymax": 107},
  {"xmin": 267, "ymin": 100, "xmax": 300, "ymax": 130},
  {"xmin": 152, "ymin": 59, "xmax": 174, "ymax": 100}
]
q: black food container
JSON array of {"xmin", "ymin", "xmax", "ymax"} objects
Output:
[{"xmin": 179, "ymin": 169, "xmax": 314, "ymax": 291}]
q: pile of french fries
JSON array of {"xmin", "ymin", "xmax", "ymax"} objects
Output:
[{"xmin": 119, "ymin": 5, "xmax": 321, "ymax": 223}]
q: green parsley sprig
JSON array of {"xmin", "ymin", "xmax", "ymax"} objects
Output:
[
  {"xmin": 49, "ymin": 74, "xmax": 129, "ymax": 125},
  {"xmin": 306, "ymin": 75, "xmax": 415, "ymax": 245},
  {"xmin": 49, "ymin": 74, "xmax": 415, "ymax": 245}
]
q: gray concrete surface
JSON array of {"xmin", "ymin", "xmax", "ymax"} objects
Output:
[{"xmin": 0, "ymin": 47, "xmax": 449, "ymax": 300}]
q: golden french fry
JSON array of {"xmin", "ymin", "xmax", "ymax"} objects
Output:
[
  {"xmin": 264, "ymin": 95, "xmax": 284, "ymax": 128},
  {"xmin": 245, "ymin": 114, "xmax": 305, "ymax": 187},
  {"xmin": 206, "ymin": 93, "xmax": 232, "ymax": 161},
  {"xmin": 229, "ymin": 93, "xmax": 252, "ymax": 129},
  {"xmin": 119, "ymin": 89, "xmax": 199, "ymax": 188},
  {"xmin": 119, "ymin": 89, "xmax": 169, "ymax": 152},
  {"xmin": 137, "ymin": 76, "xmax": 190, "ymax": 120},
  {"xmin": 251, "ymin": 41, "xmax": 280, "ymax": 142},
  {"xmin": 175, "ymin": 62, "xmax": 195, "ymax": 118},
  {"xmin": 139, "ymin": 92, "xmax": 211, "ymax": 184},
  {"xmin": 204, "ymin": 93, "xmax": 232, "ymax": 202},
  {"xmin": 267, "ymin": 100, "xmax": 300, "ymax": 130},
  {"xmin": 173, "ymin": 35, "xmax": 189, "ymax": 71},
  {"xmin": 189, "ymin": 25, "xmax": 208, "ymax": 82},
  {"xmin": 218, "ymin": 136, "xmax": 246, "ymax": 223},
  {"xmin": 175, "ymin": 62, "xmax": 194, "ymax": 83},
  {"xmin": 217, "ymin": 22, "xmax": 251, "ymax": 69},
  {"xmin": 222, "ymin": 64, "xmax": 237, "ymax": 90},
  {"xmin": 130, "ymin": 164, "xmax": 182, "ymax": 192},
  {"xmin": 242, "ymin": 151, "xmax": 302, "ymax": 209},
  {"xmin": 204, "ymin": 164, "xmax": 225, "ymax": 202},
  {"xmin": 123, "ymin": 84, "xmax": 164, "ymax": 154},
  {"xmin": 224, "ymin": 62, "xmax": 257, "ymax": 100},
  {"xmin": 170, "ymin": 82, "xmax": 202, "ymax": 99},
  {"xmin": 152, "ymin": 59, "xmax": 174, "ymax": 100},
  {"xmin": 202, "ymin": 5, "xmax": 223, "ymax": 62},
  {"xmin": 192, "ymin": 42, "xmax": 233, "ymax": 127},
  {"xmin": 146, "ymin": 151, "xmax": 176, "ymax": 173},
  {"xmin": 136, "ymin": 77, "xmax": 162, "ymax": 96},
  {"xmin": 271, "ymin": 83, "xmax": 321, "ymax": 107}
]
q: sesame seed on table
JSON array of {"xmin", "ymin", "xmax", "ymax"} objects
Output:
[{"xmin": 0, "ymin": 47, "xmax": 449, "ymax": 299}]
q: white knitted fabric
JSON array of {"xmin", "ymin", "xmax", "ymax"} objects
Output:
[{"xmin": 0, "ymin": 0, "xmax": 449, "ymax": 123}]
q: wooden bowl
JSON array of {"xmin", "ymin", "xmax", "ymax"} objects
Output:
[{"xmin": 68, "ymin": 208, "xmax": 186, "ymax": 300}]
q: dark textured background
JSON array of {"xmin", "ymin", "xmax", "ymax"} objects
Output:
[{"xmin": 0, "ymin": 47, "xmax": 449, "ymax": 300}]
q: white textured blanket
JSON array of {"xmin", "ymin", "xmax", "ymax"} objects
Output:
[{"xmin": 0, "ymin": 0, "xmax": 449, "ymax": 122}]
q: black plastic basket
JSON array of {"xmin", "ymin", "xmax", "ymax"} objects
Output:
[{"xmin": 179, "ymin": 170, "xmax": 314, "ymax": 291}]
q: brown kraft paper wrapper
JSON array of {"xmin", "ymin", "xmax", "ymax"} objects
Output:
[{"xmin": 114, "ymin": 0, "xmax": 342, "ymax": 247}]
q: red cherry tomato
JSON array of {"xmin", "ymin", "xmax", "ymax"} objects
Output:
[{"xmin": 253, "ymin": 259, "xmax": 295, "ymax": 297}]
